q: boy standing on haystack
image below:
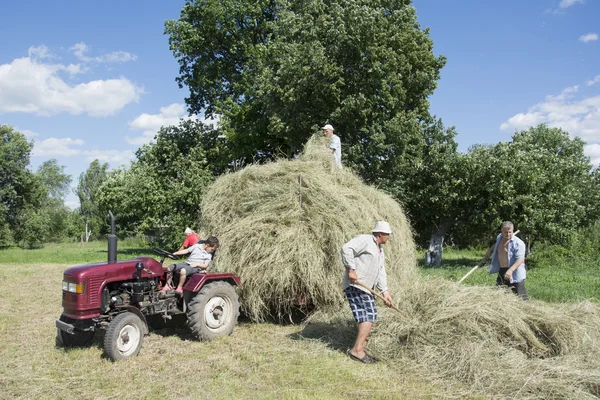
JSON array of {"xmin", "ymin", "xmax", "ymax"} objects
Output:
[{"xmin": 341, "ymin": 221, "xmax": 394, "ymax": 364}]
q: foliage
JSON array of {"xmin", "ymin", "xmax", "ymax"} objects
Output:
[
  {"xmin": 447, "ymin": 124, "xmax": 598, "ymax": 247},
  {"xmin": 0, "ymin": 125, "xmax": 47, "ymax": 247},
  {"xmin": 165, "ymin": 0, "xmax": 448, "ymax": 160},
  {"xmin": 166, "ymin": 0, "xmax": 460, "ymax": 243},
  {"xmin": 32, "ymin": 159, "xmax": 78, "ymax": 243},
  {"xmin": 97, "ymin": 120, "xmax": 215, "ymax": 248},
  {"xmin": 76, "ymin": 160, "xmax": 109, "ymax": 239},
  {"xmin": 36, "ymin": 159, "xmax": 72, "ymax": 199}
]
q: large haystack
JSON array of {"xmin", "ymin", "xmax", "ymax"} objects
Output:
[
  {"xmin": 200, "ymin": 136, "xmax": 416, "ymax": 321},
  {"xmin": 306, "ymin": 279, "xmax": 600, "ymax": 399}
]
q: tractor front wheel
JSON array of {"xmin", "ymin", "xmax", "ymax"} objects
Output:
[
  {"xmin": 187, "ymin": 281, "xmax": 239, "ymax": 341},
  {"xmin": 103, "ymin": 312, "xmax": 145, "ymax": 361},
  {"xmin": 56, "ymin": 316, "xmax": 95, "ymax": 347}
]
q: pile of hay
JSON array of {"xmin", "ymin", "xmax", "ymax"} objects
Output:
[
  {"xmin": 306, "ymin": 279, "xmax": 600, "ymax": 398},
  {"xmin": 200, "ymin": 136, "xmax": 416, "ymax": 321},
  {"xmin": 199, "ymin": 135, "xmax": 600, "ymax": 397}
]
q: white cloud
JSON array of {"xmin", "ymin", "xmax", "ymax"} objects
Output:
[
  {"xmin": 28, "ymin": 45, "xmax": 53, "ymax": 60},
  {"xmin": 588, "ymin": 74, "xmax": 600, "ymax": 86},
  {"xmin": 500, "ymin": 112, "xmax": 546, "ymax": 131},
  {"xmin": 0, "ymin": 54, "xmax": 143, "ymax": 116},
  {"xmin": 545, "ymin": 85, "xmax": 579, "ymax": 101},
  {"xmin": 126, "ymin": 103, "xmax": 219, "ymax": 145},
  {"xmin": 579, "ymin": 33, "xmax": 599, "ymax": 43},
  {"xmin": 64, "ymin": 199, "xmax": 80, "ymax": 210},
  {"xmin": 32, "ymin": 137, "xmax": 84, "ymax": 157},
  {"xmin": 81, "ymin": 149, "xmax": 135, "ymax": 165},
  {"xmin": 500, "ymin": 83, "xmax": 600, "ymax": 164},
  {"xmin": 19, "ymin": 129, "xmax": 39, "ymax": 139},
  {"xmin": 560, "ymin": 0, "xmax": 584, "ymax": 8},
  {"xmin": 31, "ymin": 137, "xmax": 134, "ymax": 165},
  {"xmin": 69, "ymin": 42, "xmax": 137, "ymax": 64},
  {"xmin": 585, "ymin": 143, "xmax": 600, "ymax": 167}
]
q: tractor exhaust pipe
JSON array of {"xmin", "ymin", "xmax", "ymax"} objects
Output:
[{"xmin": 107, "ymin": 211, "xmax": 117, "ymax": 264}]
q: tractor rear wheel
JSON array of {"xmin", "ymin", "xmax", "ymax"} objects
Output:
[
  {"xmin": 187, "ymin": 281, "xmax": 239, "ymax": 341},
  {"xmin": 103, "ymin": 312, "xmax": 145, "ymax": 361}
]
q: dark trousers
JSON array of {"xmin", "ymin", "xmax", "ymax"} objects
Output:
[{"xmin": 497, "ymin": 268, "xmax": 528, "ymax": 301}]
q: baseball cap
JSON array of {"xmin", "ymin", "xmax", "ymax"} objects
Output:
[{"xmin": 321, "ymin": 124, "xmax": 334, "ymax": 131}]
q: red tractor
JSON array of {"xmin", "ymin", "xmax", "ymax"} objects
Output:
[{"xmin": 56, "ymin": 213, "xmax": 240, "ymax": 361}]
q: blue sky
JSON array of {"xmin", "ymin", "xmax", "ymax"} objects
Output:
[{"xmin": 1, "ymin": 0, "xmax": 599, "ymax": 208}]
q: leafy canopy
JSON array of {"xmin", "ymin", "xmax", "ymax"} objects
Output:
[{"xmin": 98, "ymin": 120, "xmax": 216, "ymax": 248}]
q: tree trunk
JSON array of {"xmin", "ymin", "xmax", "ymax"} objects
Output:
[
  {"xmin": 85, "ymin": 219, "xmax": 92, "ymax": 242},
  {"xmin": 425, "ymin": 219, "xmax": 454, "ymax": 268}
]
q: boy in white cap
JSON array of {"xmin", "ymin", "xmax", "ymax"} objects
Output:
[
  {"xmin": 321, "ymin": 124, "xmax": 342, "ymax": 168},
  {"xmin": 341, "ymin": 221, "xmax": 394, "ymax": 363}
]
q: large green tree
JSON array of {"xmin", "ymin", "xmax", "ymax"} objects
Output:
[
  {"xmin": 0, "ymin": 125, "xmax": 46, "ymax": 247},
  {"xmin": 449, "ymin": 124, "xmax": 598, "ymax": 248},
  {"xmin": 76, "ymin": 160, "xmax": 109, "ymax": 241},
  {"xmin": 165, "ymin": 0, "xmax": 448, "ymax": 162},
  {"xmin": 166, "ymin": 0, "xmax": 458, "ymax": 242},
  {"xmin": 98, "ymin": 120, "xmax": 216, "ymax": 248},
  {"xmin": 33, "ymin": 159, "xmax": 75, "ymax": 243}
]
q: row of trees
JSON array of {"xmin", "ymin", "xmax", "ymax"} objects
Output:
[
  {"xmin": 3, "ymin": 0, "xmax": 598, "ymax": 250},
  {"xmin": 0, "ymin": 125, "xmax": 110, "ymax": 248}
]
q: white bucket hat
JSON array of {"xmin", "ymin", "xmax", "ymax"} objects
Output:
[
  {"xmin": 184, "ymin": 227, "xmax": 194, "ymax": 234},
  {"xmin": 372, "ymin": 221, "xmax": 392, "ymax": 234}
]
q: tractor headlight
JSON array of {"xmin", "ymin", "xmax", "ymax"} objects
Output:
[{"xmin": 62, "ymin": 280, "xmax": 86, "ymax": 294}]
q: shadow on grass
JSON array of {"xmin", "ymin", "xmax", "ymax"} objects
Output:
[
  {"xmin": 288, "ymin": 322, "xmax": 355, "ymax": 353},
  {"xmin": 146, "ymin": 314, "xmax": 198, "ymax": 341}
]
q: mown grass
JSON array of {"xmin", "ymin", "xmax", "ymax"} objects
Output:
[
  {"xmin": 0, "ymin": 243, "xmax": 475, "ymax": 399},
  {"xmin": 418, "ymin": 247, "xmax": 600, "ymax": 303},
  {"xmin": 0, "ymin": 239, "xmax": 154, "ymax": 265}
]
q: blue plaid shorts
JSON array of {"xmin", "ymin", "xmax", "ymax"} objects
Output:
[{"xmin": 344, "ymin": 286, "xmax": 377, "ymax": 323}]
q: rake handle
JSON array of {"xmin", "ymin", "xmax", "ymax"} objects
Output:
[
  {"xmin": 354, "ymin": 281, "xmax": 402, "ymax": 313},
  {"xmin": 457, "ymin": 230, "xmax": 520, "ymax": 284}
]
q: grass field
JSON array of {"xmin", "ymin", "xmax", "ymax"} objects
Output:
[
  {"xmin": 418, "ymin": 247, "xmax": 600, "ymax": 303},
  {"xmin": 0, "ymin": 243, "xmax": 474, "ymax": 400},
  {"xmin": 1, "ymin": 241, "xmax": 596, "ymax": 399}
]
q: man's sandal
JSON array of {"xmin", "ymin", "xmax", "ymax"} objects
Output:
[{"xmin": 347, "ymin": 350, "xmax": 378, "ymax": 364}]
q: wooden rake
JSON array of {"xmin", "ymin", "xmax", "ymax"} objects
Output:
[{"xmin": 354, "ymin": 281, "xmax": 402, "ymax": 313}]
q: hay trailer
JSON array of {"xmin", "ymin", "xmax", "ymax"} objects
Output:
[{"xmin": 55, "ymin": 213, "xmax": 240, "ymax": 361}]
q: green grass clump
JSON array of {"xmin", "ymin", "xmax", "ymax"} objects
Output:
[{"xmin": 0, "ymin": 239, "xmax": 152, "ymax": 265}]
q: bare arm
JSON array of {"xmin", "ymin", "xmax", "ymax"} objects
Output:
[{"xmin": 173, "ymin": 247, "xmax": 192, "ymax": 257}]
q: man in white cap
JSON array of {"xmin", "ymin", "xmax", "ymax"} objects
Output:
[
  {"xmin": 341, "ymin": 221, "xmax": 394, "ymax": 363},
  {"xmin": 321, "ymin": 124, "xmax": 342, "ymax": 168},
  {"xmin": 178, "ymin": 227, "xmax": 199, "ymax": 251}
]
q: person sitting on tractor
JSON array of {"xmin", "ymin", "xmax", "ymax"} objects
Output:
[
  {"xmin": 163, "ymin": 236, "xmax": 220, "ymax": 294},
  {"xmin": 178, "ymin": 227, "xmax": 199, "ymax": 251}
]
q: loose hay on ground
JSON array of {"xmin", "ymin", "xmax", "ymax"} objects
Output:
[
  {"xmin": 307, "ymin": 278, "xmax": 600, "ymax": 399},
  {"xmin": 200, "ymin": 136, "xmax": 416, "ymax": 321}
]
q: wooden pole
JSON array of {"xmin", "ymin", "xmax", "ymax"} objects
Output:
[
  {"xmin": 354, "ymin": 281, "xmax": 402, "ymax": 313},
  {"xmin": 457, "ymin": 230, "xmax": 520, "ymax": 284}
]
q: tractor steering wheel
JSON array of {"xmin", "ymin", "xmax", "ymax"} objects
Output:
[{"xmin": 152, "ymin": 248, "xmax": 180, "ymax": 260}]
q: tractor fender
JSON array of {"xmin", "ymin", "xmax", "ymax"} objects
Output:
[
  {"xmin": 184, "ymin": 272, "xmax": 241, "ymax": 293},
  {"xmin": 113, "ymin": 305, "xmax": 149, "ymax": 335}
]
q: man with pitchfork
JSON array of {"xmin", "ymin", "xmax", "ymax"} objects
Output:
[{"xmin": 341, "ymin": 221, "xmax": 394, "ymax": 364}]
